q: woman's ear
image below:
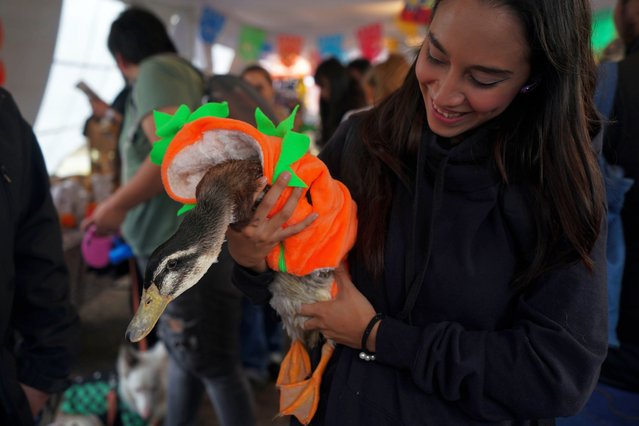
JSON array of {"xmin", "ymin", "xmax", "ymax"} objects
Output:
[{"xmin": 520, "ymin": 78, "xmax": 540, "ymax": 94}]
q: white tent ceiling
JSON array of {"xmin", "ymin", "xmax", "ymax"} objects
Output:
[
  {"xmin": 1, "ymin": 0, "xmax": 620, "ymax": 126},
  {"xmin": 153, "ymin": 0, "xmax": 616, "ymax": 37},
  {"xmin": 204, "ymin": 0, "xmax": 404, "ymax": 37}
]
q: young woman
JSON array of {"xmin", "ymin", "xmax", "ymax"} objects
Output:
[{"xmin": 228, "ymin": 0, "xmax": 608, "ymax": 424}]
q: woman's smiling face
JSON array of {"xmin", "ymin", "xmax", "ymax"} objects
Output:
[{"xmin": 416, "ymin": 0, "xmax": 531, "ymax": 139}]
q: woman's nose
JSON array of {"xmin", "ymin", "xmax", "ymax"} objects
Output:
[{"xmin": 432, "ymin": 73, "xmax": 465, "ymax": 107}]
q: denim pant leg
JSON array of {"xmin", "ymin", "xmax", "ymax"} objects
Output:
[
  {"xmin": 158, "ymin": 245, "xmax": 257, "ymax": 426},
  {"xmin": 240, "ymin": 297, "xmax": 268, "ymax": 373},
  {"xmin": 201, "ymin": 362, "xmax": 257, "ymax": 426},
  {"xmin": 263, "ymin": 304, "xmax": 283, "ymax": 357},
  {"xmin": 165, "ymin": 354, "xmax": 205, "ymax": 426}
]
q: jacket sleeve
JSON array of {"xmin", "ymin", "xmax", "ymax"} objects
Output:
[
  {"xmin": 4, "ymin": 91, "xmax": 80, "ymax": 394},
  {"xmin": 375, "ymin": 221, "xmax": 608, "ymax": 421},
  {"xmin": 231, "ymin": 264, "xmax": 275, "ymax": 304}
]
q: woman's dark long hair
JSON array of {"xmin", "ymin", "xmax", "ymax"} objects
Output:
[
  {"xmin": 352, "ymin": 0, "xmax": 604, "ymax": 288},
  {"xmin": 315, "ymin": 58, "xmax": 367, "ymax": 147}
]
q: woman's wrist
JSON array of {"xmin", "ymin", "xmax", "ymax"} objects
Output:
[
  {"xmin": 365, "ymin": 320, "xmax": 381, "ymax": 352},
  {"xmin": 359, "ymin": 313, "xmax": 385, "ymax": 361}
]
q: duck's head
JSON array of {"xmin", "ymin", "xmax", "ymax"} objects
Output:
[{"xmin": 126, "ymin": 159, "xmax": 262, "ymax": 342}]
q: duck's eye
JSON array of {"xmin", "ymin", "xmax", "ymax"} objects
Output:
[{"xmin": 167, "ymin": 260, "xmax": 178, "ymax": 270}]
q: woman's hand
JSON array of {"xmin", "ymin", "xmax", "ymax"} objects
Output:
[
  {"xmin": 80, "ymin": 195, "xmax": 127, "ymax": 235},
  {"xmin": 300, "ymin": 264, "xmax": 379, "ymax": 351},
  {"xmin": 226, "ymin": 172, "xmax": 318, "ymax": 272}
]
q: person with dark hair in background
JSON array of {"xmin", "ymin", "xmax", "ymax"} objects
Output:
[
  {"xmin": 0, "ymin": 88, "xmax": 80, "ymax": 425},
  {"xmin": 314, "ymin": 58, "xmax": 366, "ymax": 149},
  {"xmin": 241, "ymin": 64, "xmax": 289, "ymax": 122},
  {"xmin": 227, "ymin": 0, "xmax": 608, "ymax": 424},
  {"xmin": 343, "ymin": 53, "xmax": 412, "ymax": 121},
  {"xmin": 346, "ymin": 57, "xmax": 371, "ymax": 84},
  {"xmin": 81, "ymin": 6, "xmax": 256, "ymax": 426},
  {"xmin": 363, "ymin": 53, "xmax": 411, "ymax": 105}
]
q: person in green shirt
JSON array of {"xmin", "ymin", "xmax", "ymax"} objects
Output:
[{"xmin": 82, "ymin": 7, "xmax": 256, "ymax": 426}]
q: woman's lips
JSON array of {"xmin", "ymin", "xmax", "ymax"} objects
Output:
[{"xmin": 431, "ymin": 99, "xmax": 468, "ymax": 124}]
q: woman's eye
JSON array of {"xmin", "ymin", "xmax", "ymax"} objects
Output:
[
  {"xmin": 167, "ymin": 260, "xmax": 178, "ymax": 270},
  {"xmin": 427, "ymin": 50, "xmax": 445, "ymax": 65},
  {"xmin": 469, "ymin": 76, "xmax": 503, "ymax": 88}
]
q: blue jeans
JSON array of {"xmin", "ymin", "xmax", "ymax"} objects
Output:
[
  {"xmin": 141, "ymin": 246, "xmax": 257, "ymax": 426},
  {"xmin": 240, "ymin": 298, "xmax": 283, "ymax": 375},
  {"xmin": 164, "ymin": 353, "xmax": 256, "ymax": 426},
  {"xmin": 556, "ymin": 382, "xmax": 639, "ymax": 425}
]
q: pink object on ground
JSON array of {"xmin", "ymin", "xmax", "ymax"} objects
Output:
[{"xmin": 81, "ymin": 225, "xmax": 114, "ymax": 268}]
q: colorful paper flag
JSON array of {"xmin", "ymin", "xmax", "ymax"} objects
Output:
[
  {"xmin": 357, "ymin": 23, "xmax": 383, "ymax": 61},
  {"xmin": 277, "ymin": 34, "xmax": 303, "ymax": 67},
  {"xmin": 199, "ymin": 7, "xmax": 226, "ymax": 44},
  {"xmin": 317, "ymin": 34, "xmax": 344, "ymax": 60},
  {"xmin": 400, "ymin": 0, "xmax": 433, "ymax": 24},
  {"xmin": 239, "ymin": 26, "xmax": 267, "ymax": 61}
]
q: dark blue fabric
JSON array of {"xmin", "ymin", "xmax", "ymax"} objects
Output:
[
  {"xmin": 598, "ymin": 156, "xmax": 633, "ymax": 347},
  {"xmin": 595, "ymin": 61, "xmax": 618, "ymax": 119},
  {"xmin": 556, "ymin": 382, "xmax": 639, "ymax": 425},
  {"xmin": 595, "ymin": 61, "xmax": 635, "ymax": 347}
]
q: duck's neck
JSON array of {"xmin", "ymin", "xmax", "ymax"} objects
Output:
[{"xmin": 185, "ymin": 159, "xmax": 263, "ymax": 259}]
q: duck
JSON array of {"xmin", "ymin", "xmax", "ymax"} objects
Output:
[{"xmin": 125, "ymin": 102, "xmax": 357, "ymax": 425}]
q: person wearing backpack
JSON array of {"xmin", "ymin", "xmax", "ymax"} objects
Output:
[{"xmin": 81, "ymin": 7, "xmax": 256, "ymax": 426}]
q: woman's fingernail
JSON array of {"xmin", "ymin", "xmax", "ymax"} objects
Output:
[
  {"xmin": 281, "ymin": 172, "xmax": 291, "ymax": 182},
  {"xmin": 310, "ymin": 213, "xmax": 319, "ymax": 221}
]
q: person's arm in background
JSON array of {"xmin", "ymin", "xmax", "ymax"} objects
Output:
[
  {"xmin": 83, "ymin": 57, "xmax": 201, "ymax": 234},
  {"xmin": 82, "ymin": 106, "xmax": 177, "ymax": 234},
  {"xmin": 0, "ymin": 89, "xmax": 80, "ymax": 417}
]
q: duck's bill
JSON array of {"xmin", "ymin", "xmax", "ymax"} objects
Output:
[{"xmin": 125, "ymin": 283, "xmax": 171, "ymax": 342}]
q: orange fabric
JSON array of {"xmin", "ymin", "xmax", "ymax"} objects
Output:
[{"xmin": 161, "ymin": 116, "xmax": 358, "ymax": 276}]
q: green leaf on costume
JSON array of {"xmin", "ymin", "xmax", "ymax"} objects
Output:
[
  {"xmin": 156, "ymin": 105, "xmax": 190, "ymax": 138},
  {"xmin": 255, "ymin": 108, "xmax": 277, "ymax": 136},
  {"xmin": 189, "ymin": 102, "xmax": 229, "ymax": 121},
  {"xmin": 177, "ymin": 204, "xmax": 196, "ymax": 216},
  {"xmin": 151, "ymin": 102, "xmax": 232, "ymax": 167},
  {"xmin": 276, "ymin": 105, "xmax": 299, "ymax": 136},
  {"xmin": 273, "ymin": 131, "xmax": 310, "ymax": 188},
  {"xmin": 255, "ymin": 105, "xmax": 299, "ymax": 138},
  {"xmin": 153, "ymin": 110, "xmax": 173, "ymax": 134},
  {"xmin": 150, "ymin": 138, "xmax": 171, "ymax": 166}
]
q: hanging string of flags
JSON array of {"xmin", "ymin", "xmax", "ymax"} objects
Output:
[{"xmin": 197, "ymin": 1, "xmax": 434, "ymax": 67}]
